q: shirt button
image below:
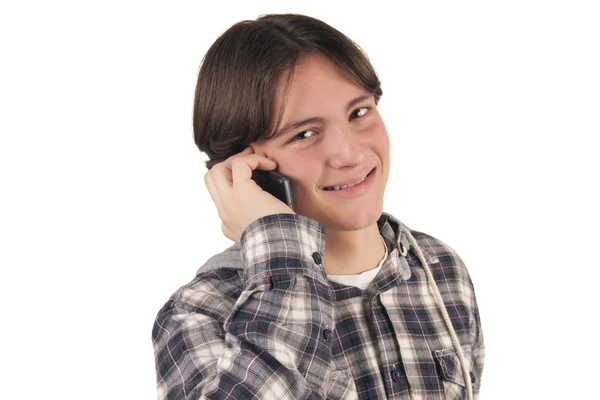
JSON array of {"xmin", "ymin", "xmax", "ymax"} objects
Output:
[
  {"xmin": 391, "ymin": 366, "xmax": 401, "ymax": 382},
  {"xmin": 312, "ymin": 252, "xmax": 322, "ymax": 264},
  {"xmin": 323, "ymin": 328, "xmax": 332, "ymax": 342}
]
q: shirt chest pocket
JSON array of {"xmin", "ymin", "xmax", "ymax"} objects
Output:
[{"xmin": 434, "ymin": 344, "xmax": 479, "ymax": 400}]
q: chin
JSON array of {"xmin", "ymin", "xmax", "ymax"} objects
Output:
[
  {"xmin": 311, "ymin": 202, "xmax": 383, "ymax": 232},
  {"xmin": 294, "ymin": 181, "xmax": 385, "ymax": 231}
]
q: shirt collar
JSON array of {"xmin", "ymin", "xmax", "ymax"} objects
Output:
[
  {"xmin": 378, "ymin": 211, "xmax": 440, "ymax": 265},
  {"xmin": 378, "ymin": 211, "xmax": 411, "ymax": 258}
]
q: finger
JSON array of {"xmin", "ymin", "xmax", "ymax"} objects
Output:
[
  {"xmin": 209, "ymin": 160, "xmax": 235, "ymax": 202},
  {"xmin": 210, "ymin": 153, "xmax": 276, "ymax": 209},
  {"xmin": 211, "ymin": 147, "xmax": 255, "ymax": 186},
  {"xmin": 231, "ymin": 154, "xmax": 277, "ymax": 187}
]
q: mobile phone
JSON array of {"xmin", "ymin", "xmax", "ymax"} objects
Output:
[{"xmin": 251, "ymin": 169, "xmax": 294, "ymax": 211}]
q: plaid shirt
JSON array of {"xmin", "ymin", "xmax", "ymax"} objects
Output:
[{"xmin": 153, "ymin": 212, "xmax": 484, "ymax": 399}]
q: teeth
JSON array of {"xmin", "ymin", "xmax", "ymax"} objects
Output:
[{"xmin": 326, "ymin": 173, "xmax": 368, "ymax": 191}]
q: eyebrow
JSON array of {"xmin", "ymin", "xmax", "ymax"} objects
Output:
[{"xmin": 272, "ymin": 93, "xmax": 373, "ymax": 140}]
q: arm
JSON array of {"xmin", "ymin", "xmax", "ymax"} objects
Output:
[
  {"xmin": 153, "ymin": 214, "xmax": 335, "ymax": 400},
  {"xmin": 470, "ymin": 278, "xmax": 485, "ymax": 399}
]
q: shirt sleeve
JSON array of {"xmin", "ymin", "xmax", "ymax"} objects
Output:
[
  {"xmin": 470, "ymin": 277, "xmax": 485, "ymax": 398},
  {"xmin": 152, "ymin": 214, "xmax": 335, "ymax": 400}
]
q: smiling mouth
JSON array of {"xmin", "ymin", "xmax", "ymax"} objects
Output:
[{"xmin": 323, "ymin": 168, "xmax": 375, "ymax": 191}]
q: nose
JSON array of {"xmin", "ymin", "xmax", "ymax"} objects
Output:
[{"xmin": 323, "ymin": 125, "xmax": 365, "ymax": 169}]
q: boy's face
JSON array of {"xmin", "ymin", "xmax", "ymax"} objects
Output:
[{"xmin": 251, "ymin": 54, "xmax": 390, "ymax": 232}]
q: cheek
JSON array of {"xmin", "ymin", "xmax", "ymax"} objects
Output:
[
  {"xmin": 372, "ymin": 117, "xmax": 389, "ymax": 137},
  {"xmin": 371, "ymin": 120, "xmax": 391, "ymax": 181},
  {"xmin": 278, "ymin": 157, "xmax": 321, "ymax": 195},
  {"xmin": 381, "ymin": 135, "xmax": 391, "ymax": 157},
  {"xmin": 276, "ymin": 150, "xmax": 319, "ymax": 176},
  {"xmin": 373, "ymin": 120, "xmax": 390, "ymax": 153}
]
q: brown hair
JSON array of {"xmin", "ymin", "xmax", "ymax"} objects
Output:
[{"xmin": 193, "ymin": 13, "xmax": 383, "ymax": 169}]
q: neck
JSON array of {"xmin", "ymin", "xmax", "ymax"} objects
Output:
[{"xmin": 323, "ymin": 223, "xmax": 386, "ymax": 275}]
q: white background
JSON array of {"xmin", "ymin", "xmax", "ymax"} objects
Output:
[{"xmin": 1, "ymin": 1, "xmax": 598, "ymax": 398}]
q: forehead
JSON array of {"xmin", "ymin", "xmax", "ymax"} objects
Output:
[
  {"xmin": 271, "ymin": 54, "xmax": 368, "ymax": 123},
  {"xmin": 277, "ymin": 54, "xmax": 361, "ymax": 102}
]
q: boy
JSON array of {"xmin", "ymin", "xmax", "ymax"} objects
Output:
[{"xmin": 153, "ymin": 13, "xmax": 484, "ymax": 400}]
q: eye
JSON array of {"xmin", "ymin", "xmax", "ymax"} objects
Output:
[
  {"xmin": 350, "ymin": 107, "xmax": 369, "ymax": 119},
  {"xmin": 289, "ymin": 129, "xmax": 317, "ymax": 143}
]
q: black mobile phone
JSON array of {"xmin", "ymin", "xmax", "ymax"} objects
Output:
[{"xmin": 251, "ymin": 169, "xmax": 294, "ymax": 211}]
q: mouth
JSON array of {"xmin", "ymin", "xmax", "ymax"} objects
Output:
[{"xmin": 323, "ymin": 168, "xmax": 375, "ymax": 191}]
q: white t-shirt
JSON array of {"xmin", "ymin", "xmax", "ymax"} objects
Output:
[{"xmin": 326, "ymin": 234, "xmax": 388, "ymax": 290}]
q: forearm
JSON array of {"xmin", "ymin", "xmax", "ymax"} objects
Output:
[
  {"xmin": 153, "ymin": 214, "xmax": 336, "ymax": 399},
  {"xmin": 229, "ymin": 214, "xmax": 335, "ymax": 396}
]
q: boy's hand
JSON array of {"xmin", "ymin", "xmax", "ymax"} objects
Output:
[{"xmin": 204, "ymin": 147, "xmax": 296, "ymax": 243}]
